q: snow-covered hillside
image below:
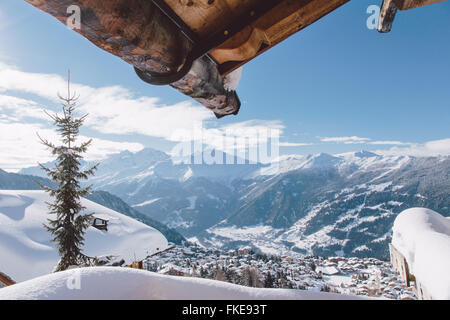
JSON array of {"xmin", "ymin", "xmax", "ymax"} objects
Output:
[
  {"xmin": 392, "ymin": 208, "xmax": 450, "ymax": 299},
  {"xmin": 0, "ymin": 267, "xmax": 367, "ymax": 300},
  {"xmin": 0, "ymin": 190, "xmax": 168, "ymax": 282}
]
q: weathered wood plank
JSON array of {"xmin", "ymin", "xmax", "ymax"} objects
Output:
[
  {"xmin": 378, "ymin": 0, "xmax": 398, "ymax": 33},
  {"xmin": 393, "ymin": 0, "xmax": 447, "ymax": 10},
  {"xmin": 211, "ymin": 0, "xmax": 350, "ymax": 75},
  {"xmin": 164, "ymin": 0, "xmax": 259, "ymax": 38},
  {"xmin": 0, "ymin": 272, "xmax": 15, "ymax": 287},
  {"xmin": 26, "ymin": 0, "xmax": 191, "ymax": 73},
  {"xmin": 211, "ymin": 28, "xmax": 271, "ymax": 64},
  {"xmin": 389, "ymin": 243, "xmax": 438, "ymax": 300},
  {"xmin": 389, "ymin": 243, "xmax": 411, "ymax": 286}
]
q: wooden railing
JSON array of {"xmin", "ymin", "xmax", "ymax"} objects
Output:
[{"xmin": 389, "ymin": 243, "xmax": 432, "ymax": 300}]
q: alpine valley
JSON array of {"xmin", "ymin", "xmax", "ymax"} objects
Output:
[{"xmin": 19, "ymin": 148, "xmax": 450, "ymax": 260}]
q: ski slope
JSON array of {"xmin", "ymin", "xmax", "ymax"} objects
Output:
[{"xmin": 0, "ymin": 190, "xmax": 168, "ymax": 282}]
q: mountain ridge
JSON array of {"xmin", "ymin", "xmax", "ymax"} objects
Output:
[{"xmin": 18, "ymin": 147, "xmax": 450, "ymax": 259}]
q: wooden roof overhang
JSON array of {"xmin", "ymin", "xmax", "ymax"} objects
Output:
[
  {"xmin": 0, "ymin": 272, "xmax": 15, "ymax": 286},
  {"xmin": 24, "ymin": 0, "xmax": 447, "ymax": 118},
  {"xmin": 24, "ymin": 0, "xmax": 349, "ymax": 117}
]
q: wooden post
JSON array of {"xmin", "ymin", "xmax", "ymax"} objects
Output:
[
  {"xmin": 378, "ymin": 0, "xmax": 398, "ymax": 33},
  {"xmin": 379, "ymin": 0, "xmax": 448, "ymax": 33}
]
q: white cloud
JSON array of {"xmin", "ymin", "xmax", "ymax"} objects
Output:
[
  {"xmin": 279, "ymin": 142, "xmax": 313, "ymax": 147},
  {"xmin": 0, "ymin": 63, "xmax": 279, "ymax": 146},
  {"xmin": 85, "ymin": 138, "xmax": 144, "ymax": 161},
  {"xmin": 0, "ymin": 63, "xmax": 215, "ymax": 138},
  {"xmin": 377, "ymin": 138, "xmax": 450, "ymax": 157},
  {"xmin": 320, "ymin": 136, "xmax": 413, "ymax": 147},
  {"xmin": 0, "ymin": 63, "xmax": 87, "ymax": 101},
  {"xmin": 0, "ymin": 62, "xmax": 288, "ymax": 168},
  {"xmin": 368, "ymin": 140, "xmax": 411, "ymax": 146},
  {"xmin": 320, "ymin": 136, "xmax": 371, "ymax": 144},
  {"xmin": 0, "ymin": 94, "xmax": 51, "ymax": 121},
  {"xmin": 0, "ymin": 120, "xmax": 143, "ymax": 171},
  {"xmin": 320, "ymin": 134, "xmax": 449, "ymax": 157}
]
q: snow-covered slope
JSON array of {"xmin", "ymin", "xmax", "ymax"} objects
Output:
[
  {"xmin": 392, "ymin": 208, "xmax": 450, "ymax": 299},
  {"xmin": 0, "ymin": 190, "xmax": 168, "ymax": 282},
  {"xmin": 0, "ymin": 267, "xmax": 366, "ymax": 300}
]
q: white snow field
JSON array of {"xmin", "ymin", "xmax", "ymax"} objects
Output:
[
  {"xmin": 0, "ymin": 190, "xmax": 168, "ymax": 283},
  {"xmin": 392, "ymin": 208, "xmax": 450, "ymax": 299},
  {"xmin": 0, "ymin": 266, "xmax": 367, "ymax": 300}
]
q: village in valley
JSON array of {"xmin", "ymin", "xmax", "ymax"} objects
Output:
[{"xmin": 143, "ymin": 244, "xmax": 416, "ymax": 300}]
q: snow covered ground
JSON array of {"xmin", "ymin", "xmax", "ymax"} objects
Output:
[
  {"xmin": 0, "ymin": 267, "xmax": 368, "ymax": 300},
  {"xmin": 392, "ymin": 208, "xmax": 450, "ymax": 299},
  {"xmin": 0, "ymin": 190, "xmax": 168, "ymax": 282}
]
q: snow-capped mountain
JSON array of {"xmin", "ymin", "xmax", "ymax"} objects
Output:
[
  {"xmin": 0, "ymin": 190, "xmax": 168, "ymax": 282},
  {"xmin": 21, "ymin": 148, "xmax": 450, "ymax": 259}
]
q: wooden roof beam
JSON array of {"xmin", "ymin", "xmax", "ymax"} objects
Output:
[
  {"xmin": 378, "ymin": 0, "xmax": 398, "ymax": 33},
  {"xmin": 378, "ymin": 0, "xmax": 448, "ymax": 33},
  {"xmin": 393, "ymin": 0, "xmax": 447, "ymax": 10},
  {"xmin": 211, "ymin": 0, "xmax": 350, "ymax": 76}
]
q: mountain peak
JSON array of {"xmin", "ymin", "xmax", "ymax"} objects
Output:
[{"xmin": 303, "ymin": 153, "xmax": 340, "ymax": 169}]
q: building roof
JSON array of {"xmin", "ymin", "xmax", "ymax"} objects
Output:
[{"xmin": 0, "ymin": 271, "xmax": 15, "ymax": 286}]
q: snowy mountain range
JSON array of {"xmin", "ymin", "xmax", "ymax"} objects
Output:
[{"xmin": 20, "ymin": 148, "xmax": 450, "ymax": 259}]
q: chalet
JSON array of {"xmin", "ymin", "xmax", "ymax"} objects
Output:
[
  {"xmin": 92, "ymin": 216, "xmax": 109, "ymax": 231},
  {"xmin": 0, "ymin": 272, "xmax": 15, "ymax": 288},
  {"xmin": 164, "ymin": 267, "xmax": 186, "ymax": 277},
  {"xmin": 128, "ymin": 261, "xmax": 144, "ymax": 270}
]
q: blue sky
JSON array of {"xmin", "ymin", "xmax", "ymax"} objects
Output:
[{"xmin": 0, "ymin": 0, "xmax": 449, "ymax": 171}]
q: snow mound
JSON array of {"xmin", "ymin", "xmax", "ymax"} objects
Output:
[
  {"xmin": 392, "ymin": 208, "xmax": 450, "ymax": 299},
  {"xmin": 223, "ymin": 67, "xmax": 242, "ymax": 91},
  {"xmin": 0, "ymin": 190, "xmax": 168, "ymax": 282},
  {"xmin": 0, "ymin": 267, "xmax": 366, "ymax": 300}
]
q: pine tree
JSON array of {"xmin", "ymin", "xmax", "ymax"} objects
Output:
[
  {"xmin": 38, "ymin": 71, "xmax": 98, "ymax": 272},
  {"xmin": 264, "ymin": 272, "xmax": 274, "ymax": 288},
  {"xmin": 214, "ymin": 267, "xmax": 227, "ymax": 282}
]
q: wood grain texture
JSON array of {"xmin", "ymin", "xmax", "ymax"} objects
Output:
[
  {"xmin": 164, "ymin": 0, "xmax": 259, "ymax": 38},
  {"xmin": 378, "ymin": 0, "xmax": 398, "ymax": 33},
  {"xmin": 393, "ymin": 0, "xmax": 447, "ymax": 10},
  {"xmin": 211, "ymin": 0, "xmax": 350, "ymax": 75}
]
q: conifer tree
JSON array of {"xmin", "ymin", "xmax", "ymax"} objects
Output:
[
  {"xmin": 264, "ymin": 272, "xmax": 274, "ymax": 288},
  {"xmin": 38, "ymin": 71, "xmax": 98, "ymax": 272}
]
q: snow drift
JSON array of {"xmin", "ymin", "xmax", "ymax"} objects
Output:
[
  {"xmin": 0, "ymin": 266, "xmax": 366, "ymax": 300},
  {"xmin": 392, "ymin": 208, "xmax": 450, "ymax": 299},
  {"xmin": 0, "ymin": 190, "xmax": 168, "ymax": 282}
]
